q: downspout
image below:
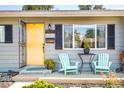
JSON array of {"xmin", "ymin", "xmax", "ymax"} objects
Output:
[{"xmin": 18, "ymin": 17, "xmax": 21, "ymax": 68}]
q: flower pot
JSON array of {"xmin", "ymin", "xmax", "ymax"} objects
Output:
[{"xmin": 84, "ymin": 48, "xmax": 90, "ymax": 54}]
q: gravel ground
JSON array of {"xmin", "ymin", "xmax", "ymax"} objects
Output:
[
  {"xmin": 0, "ymin": 82, "xmax": 14, "ymax": 88},
  {"xmin": 0, "ymin": 72, "xmax": 18, "ymax": 88}
]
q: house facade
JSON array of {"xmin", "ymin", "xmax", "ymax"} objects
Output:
[{"xmin": 0, "ymin": 10, "xmax": 124, "ymax": 72}]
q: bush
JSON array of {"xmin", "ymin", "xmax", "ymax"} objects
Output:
[
  {"xmin": 44, "ymin": 59, "xmax": 56, "ymax": 71},
  {"xmin": 101, "ymin": 72, "xmax": 121, "ymax": 88},
  {"xmin": 22, "ymin": 80, "xmax": 63, "ymax": 88},
  {"xmin": 81, "ymin": 38, "xmax": 90, "ymax": 49},
  {"xmin": 119, "ymin": 49, "xmax": 124, "ymax": 72},
  {"xmin": 83, "ymin": 38, "xmax": 89, "ymax": 49}
]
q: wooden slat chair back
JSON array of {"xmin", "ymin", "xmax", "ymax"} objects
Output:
[
  {"xmin": 59, "ymin": 53, "xmax": 70, "ymax": 69},
  {"xmin": 98, "ymin": 53, "xmax": 109, "ymax": 67},
  {"xmin": 59, "ymin": 53, "xmax": 79, "ymax": 75}
]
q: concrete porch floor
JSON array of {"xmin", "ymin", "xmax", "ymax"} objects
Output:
[
  {"xmin": 12, "ymin": 71, "xmax": 124, "ymax": 82},
  {"xmin": 9, "ymin": 71, "xmax": 124, "ymax": 88},
  {"xmin": 11, "ymin": 65, "xmax": 124, "ymax": 83}
]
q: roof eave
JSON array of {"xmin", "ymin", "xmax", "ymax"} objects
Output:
[{"xmin": 0, "ymin": 11, "xmax": 124, "ymax": 17}]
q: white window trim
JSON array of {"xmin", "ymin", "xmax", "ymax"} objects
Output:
[
  {"xmin": 63, "ymin": 24, "xmax": 107, "ymax": 50},
  {"xmin": 0, "ymin": 26, "xmax": 5, "ymax": 43},
  {"xmin": 63, "ymin": 24, "xmax": 74, "ymax": 50},
  {"xmin": 96, "ymin": 24, "xmax": 108, "ymax": 50},
  {"xmin": 95, "ymin": 24, "xmax": 97, "ymax": 50},
  {"xmin": 106, "ymin": 24, "xmax": 108, "ymax": 50},
  {"xmin": 72, "ymin": 24, "xmax": 74, "ymax": 49}
]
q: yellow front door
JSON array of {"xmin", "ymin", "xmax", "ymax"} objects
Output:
[{"xmin": 26, "ymin": 24, "xmax": 44, "ymax": 65}]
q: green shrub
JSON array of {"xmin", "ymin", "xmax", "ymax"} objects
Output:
[
  {"xmin": 22, "ymin": 80, "xmax": 63, "ymax": 88},
  {"xmin": 81, "ymin": 38, "xmax": 90, "ymax": 49},
  {"xmin": 44, "ymin": 59, "xmax": 56, "ymax": 71},
  {"xmin": 83, "ymin": 38, "xmax": 89, "ymax": 49}
]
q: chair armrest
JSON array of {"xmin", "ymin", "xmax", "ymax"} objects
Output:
[
  {"xmin": 92, "ymin": 61, "xmax": 97, "ymax": 67},
  {"xmin": 109, "ymin": 61, "xmax": 112, "ymax": 68},
  {"xmin": 71, "ymin": 61, "xmax": 80, "ymax": 67},
  {"xmin": 75, "ymin": 62, "xmax": 79, "ymax": 67}
]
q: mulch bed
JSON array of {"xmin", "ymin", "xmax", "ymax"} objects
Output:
[
  {"xmin": 43, "ymin": 79, "xmax": 124, "ymax": 88},
  {"xmin": 53, "ymin": 83, "xmax": 124, "ymax": 88}
]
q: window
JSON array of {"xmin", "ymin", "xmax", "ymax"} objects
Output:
[
  {"xmin": 63, "ymin": 24, "xmax": 107, "ymax": 49},
  {"xmin": 64, "ymin": 25, "xmax": 73, "ymax": 48},
  {"xmin": 74, "ymin": 25, "xmax": 95, "ymax": 48},
  {"xmin": 0, "ymin": 25, "xmax": 13, "ymax": 43},
  {"xmin": 0, "ymin": 26, "xmax": 5, "ymax": 42},
  {"xmin": 97, "ymin": 25, "xmax": 106, "ymax": 48}
]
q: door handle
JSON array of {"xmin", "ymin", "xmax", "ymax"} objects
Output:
[{"xmin": 43, "ymin": 44, "xmax": 45, "ymax": 53}]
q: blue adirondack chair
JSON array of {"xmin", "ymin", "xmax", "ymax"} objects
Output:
[
  {"xmin": 92, "ymin": 53, "xmax": 112, "ymax": 74},
  {"xmin": 59, "ymin": 53, "xmax": 79, "ymax": 75}
]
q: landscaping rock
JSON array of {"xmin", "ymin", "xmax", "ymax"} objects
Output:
[{"xmin": 0, "ymin": 82, "xmax": 13, "ymax": 88}]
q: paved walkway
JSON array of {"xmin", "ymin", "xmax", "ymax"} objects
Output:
[{"xmin": 9, "ymin": 82, "xmax": 32, "ymax": 88}]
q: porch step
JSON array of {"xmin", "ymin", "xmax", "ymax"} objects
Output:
[{"xmin": 19, "ymin": 66, "xmax": 52, "ymax": 74}]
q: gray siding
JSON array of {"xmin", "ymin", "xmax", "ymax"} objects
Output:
[
  {"xmin": 45, "ymin": 17, "xmax": 124, "ymax": 71},
  {"xmin": 0, "ymin": 17, "xmax": 124, "ymax": 72},
  {"xmin": 0, "ymin": 18, "xmax": 19, "ymax": 71}
]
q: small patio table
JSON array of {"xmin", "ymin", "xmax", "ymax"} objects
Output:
[{"xmin": 78, "ymin": 53, "xmax": 96, "ymax": 73}]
